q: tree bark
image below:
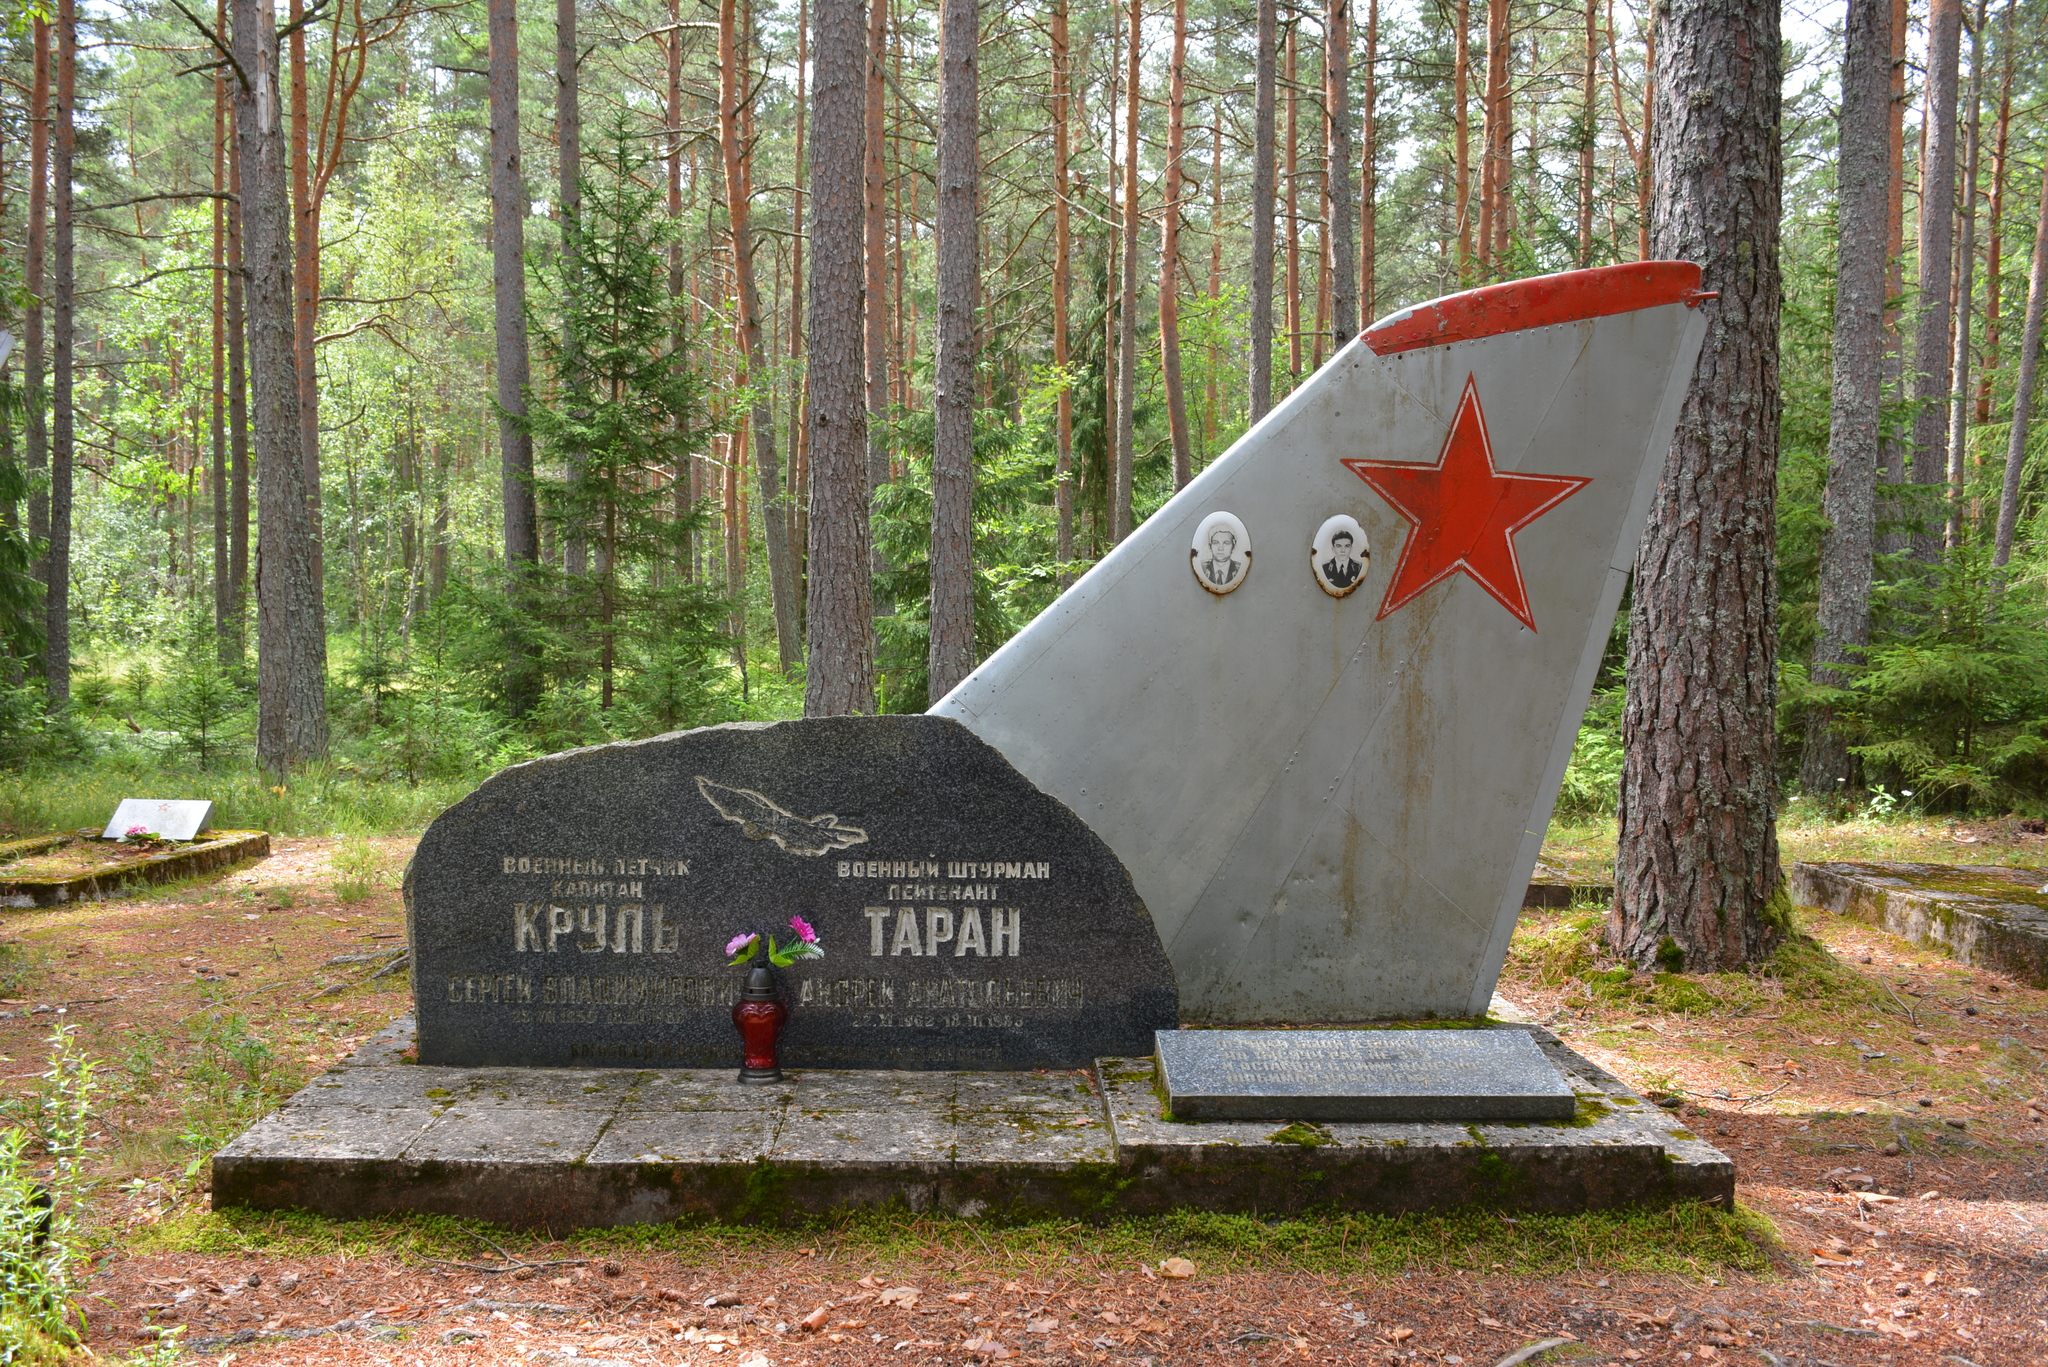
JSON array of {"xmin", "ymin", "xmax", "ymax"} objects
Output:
[
  {"xmin": 489, "ymin": 0, "xmax": 539, "ymax": 712},
  {"xmin": 1325, "ymin": 0, "xmax": 1355, "ymax": 346},
  {"xmin": 1945, "ymin": 0, "xmax": 1986, "ymax": 550},
  {"xmin": 1801, "ymin": 0, "xmax": 1891, "ymax": 801},
  {"xmin": 1992, "ymin": 158, "xmax": 2048, "ymax": 566},
  {"xmin": 865, "ymin": 0, "xmax": 889, "ymax": 546},
  {"xmin": 557, "ymin": 0, "xmax": 585, "ymax": 578},
  {"xmin": 1284, "ymin": 25, "xmax": 1301, "ymax": 379},
  {"xmin": 24, "ymin": 17, "xmax": 45, "ymax": 580},
  {"xmin": 289, "ymin": 0, "xmax": 321, "ymax": 600},
  {"xmin": 1160, "ymin": 0, "xmax": 1192, "ymax": 488},
  {"xmin": 669, "ymin": 0, "xmax": 690, "ymax": 582},
  {"xmin": 46, "ymin": 0, "xmax": 72, "ymax": 705},
  {"xmin": 235, "ymin": 0, "xmax": 325, "ymax": 774},
  {"xmin": 229, "ymin": 84, "xmax": 249, "ymax": 636},
  {"xmin": 805, "ymin": 0, "xmax": 875, "ymax": 714},
  {"xmin": 1613, "ymin": 0, "xmax": 1784, "ymax": 972},
  {"xmin": 1454, "ymin": 0, "xmax": 1471, "ymax": 269},
  {"xmin": 1052, "ymin": 0, "xmax": 1075, "ymax": 562},
  {"xmin": 1976, "ymin": 0, "xmax": 2013, "ymax": 425},
  {"xmin": 1578, "ymin": 0, "xmax": 1598, "ymax": 264},
  {"xmin": 1249, "ymin": 0, "xmax": 1276, "ymax": 419},
  {"xmin": 1360, "ymin": 0, "xmax": 1376, "ymax": 318},
  {"xmin": 1112, "ymin": 0, "xmax": 1139, "ymax": 541},
  {"xmin": 1878, "ymin": 0, "xmax": 1907, "ymax": 518},
  {"xmin": 1478, "ymin": 0, "xmax": 1508, "ymax": 267},
  {"xmin": 1909, "ymin": 0, "xmax": 1962, "ymax": 562},
  {"xmin": 928, "ymin": 0, "xmax": 978, "ymax": 697},
  {"xmin": 214, "ymin": 21, "xmax": 231, "ymax": 653},
  {"xmin": 718, "ymin": 0, "xmax": 802, "ymax": 673}
]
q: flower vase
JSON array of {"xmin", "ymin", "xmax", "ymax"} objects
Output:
[{"xmin": 731, "ymin": 958, "xmax": 788, "ymax": 1084}]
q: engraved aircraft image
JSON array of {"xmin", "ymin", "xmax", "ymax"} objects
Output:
[{"xmin": 695, "ymin": 777, "xmax": 869, "ymax": 856}]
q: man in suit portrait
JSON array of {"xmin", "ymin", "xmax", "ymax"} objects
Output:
[
  {"xmin": 1321, "ymin": 528, "xmax": 1364, "ymax": 590},
  {"xmin": 1202, "ymin": 527, "xmax": 1243, "ymax": 587}
]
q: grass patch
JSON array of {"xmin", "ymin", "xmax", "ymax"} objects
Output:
[
  {"xmin": 1508, "ymin": 911, "xmax": 1604, "ymax": 986},
  {"xmin": 0, "ymin": 760, "xmax": 476, "ymax": 840},
  {"xmin": 141, "ymin": 1201, "xmax": 1777, "ymax": 1279}
]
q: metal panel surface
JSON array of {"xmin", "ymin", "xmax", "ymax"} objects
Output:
[{"xmin": 932, "ymin": 268, "xmax": 1708, "ymax": 1022}]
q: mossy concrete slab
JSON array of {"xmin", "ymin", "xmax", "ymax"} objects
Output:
[
  {"xmin": 1789, "ymin": 861, "xmax": 2048, "ymax": 987},
  {"xmin": 0, "ymin": 829, "xmax": 268, "ymax": 907},
  {"xmin": 212, "ymin": 1017, "xmax": 1730, "ymax": 1228},
  {"xmin": 1099, "ymin": 1025, "xmax": 1730, "ymax": 1215}
]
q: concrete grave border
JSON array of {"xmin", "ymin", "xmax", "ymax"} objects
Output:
[
  {"xmin": 0, "ymin": 830, "xmax": 270, "ymax": 908},
  {"xmin": 213, "ymin": 1016, "xmax": 1731, "ymax": 1229},
  {"xmin": 1789, "ymin": 861, "xmax": 2048, "ymax": 988}
]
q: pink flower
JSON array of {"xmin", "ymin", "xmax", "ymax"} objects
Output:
[
  {"xmin": 724, "ymin": 932, "xmax": 757, "ymax": 957},
  {"xmin": 125, "ymin": 825, "xmax": 148, "ymax": 837},
  {"xmin": 789, "ymin": 915, "xmax": 817, "ymax": 944}
]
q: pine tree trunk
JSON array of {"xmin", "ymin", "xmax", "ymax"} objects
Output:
[
  {"xmin": 1454, "ymin": 0, "xmax": 1471, "ymax": 269},
  {"xmin": 229, "ymin": 95, "xmax": 250, "ymax": 634},
  {"xmin": 1360, "ymin": 0, "xmax": 1376, "ymax": 319},
  {"xmin": 668, "ymin": 0, "xmax": 690, "ymax": 582},
  {"xmin": 1636, "ymin": 14, "xmax": 1653, "ymax": 260},
  {"xmin": 1249, "ymin": 0, "xmax": 1276, "ymax": 420},
  {"xmin": 1160, "ymin": 0, "xmax": 1192, "ymax": 488},
  {"xmin": 1945, "ymin": 1, "xmax": 1986, "ymax": 549},
  {"xmin": 46, "ymin": 0, "xmax": 72, "ymax": 705},
  {"xmin": 490, "ymin": 0, "xmax": 539, "ymax": 712},
  {"xmin": 1909, "ymin": 0, "xmax": 1962, "ymax": 562},
  {"xmin": 1325, "ymin": 0, "xmax": 1355, "ymax": 345},
  {"xmin": 1802, "ymin": 0, "xmax": 1891, "ymax": 800},
  {"xmin": 718, "ymin": 0, "xmax": 802, "ymax": 673},
  {"xmin": 1977, "ymin": 0, "xmax": 2013, "ymax": 425},
  {"xmin": 1613, "ymin": 0, "xmax": 1784, "ymax": 972},
  {"xmin": 1284, "ymin": 26, "xmax": 1301, "ymax": 380},
  {"xmin": 213, "ymin": 33, "xmax": 231, "ymax": 653},
  {"xmin": 1112, "ymin": 0, "xmax": 1139, "ymax": 541},
  {"xmin": 927, "ymin": 0, "xmax": 978, "ymax": 697},
  {"xmin": 864, "ymin": 0, "xmax": 889, "ymax": 536},
  {"xmin": 1478, "ymin": 0, "xmax": 1507, "ymax": 267},
  {"xmin": 805, "ymin": 0, "xmax": 875, "ymax": 714},
  {"xmin": 1052, "ymin": 0, "xmax": 1076, "ymax": 561},
  {"xmin": 558, "ymin": 0, "xmax": 585, "ymax": 578},
  {"xmin": 235, "ymin": 0, "xmax": 325, "ymax": 775},
  {"xmin": 1578, "ymin": 0, "xmax": 1598, "ymax": 264},
  {"xmin": 791, "ymin": 0, "xmax": 809, "ymax": 606},
  {"xmin": 289, "ymin": 0, "xmax": 322, "ymax": 599},
  {"xmin": 1879, "ymin": 0, "xmax": 1907, "ymax": 516},
  {"xmin": 1993, "ymin": 160, "xmax": 2048, "ymax": 567},
  {"xmin": 23, "ymin": 18, "xmax": 45, "ymax": 579}
]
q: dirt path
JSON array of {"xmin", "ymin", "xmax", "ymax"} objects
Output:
[{"xmin": 0, "ymin": 835, "xmax": 2035, "ymax": 1364}]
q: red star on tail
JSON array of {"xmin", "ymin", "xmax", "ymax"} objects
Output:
[{"xmin": 1342, "ymin": 375, "xmax": 1590, "ymax": 631}]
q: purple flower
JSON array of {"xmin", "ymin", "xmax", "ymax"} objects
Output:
[
  {"xmin": 789, "ymin": 915, "xmax": 817, "ymax": 944},
  {"xmin": 724, "ymin": 932, "xmax": 757, "ymax": 957},
  {"xmin": 125, "ymin": 825, "xmax": 149, "ymax": 837}
]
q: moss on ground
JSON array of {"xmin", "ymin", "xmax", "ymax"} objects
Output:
[{"xmin": 135, "ymin": 1200, "xmax": 1779, "ymax": 1278}]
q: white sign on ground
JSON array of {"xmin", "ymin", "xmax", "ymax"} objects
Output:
[{"xmin": 102, "ymin": 798, "xmax": 213, "ymax": 842}]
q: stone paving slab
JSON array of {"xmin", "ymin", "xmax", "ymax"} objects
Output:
[
  {"xmin": 213, "ymin": 1017, "xmax": 1731, "ymax": 1228},
  {"xmin": 1790, "ymin": 861, "xmax": 2048, "ymax": 987}
]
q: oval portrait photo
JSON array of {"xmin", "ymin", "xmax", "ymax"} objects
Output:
[
  {"xmin": 1191, "ymin": 511, "xmax": 1252, "ymax": 595},
  {"xmin": 1310, "ymin": 514, "xmax": 1371, "ymax": 598}
]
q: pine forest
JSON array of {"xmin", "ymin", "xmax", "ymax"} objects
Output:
[{"xmin": 0, "ymin": 0, "xmax": 2039, "ymax": 824}]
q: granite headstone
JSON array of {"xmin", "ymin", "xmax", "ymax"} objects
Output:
[
  {"xmin": 1154, "ymin": 1028, "xmax": 1576, "ymax": 1121},
  {"xmin": 102, "ymin": 798, "xmax": 213, "ymax": 842},
  {"xmin": 405, "ymin": 716, "xmax": 1179, "ymax": 1069}
]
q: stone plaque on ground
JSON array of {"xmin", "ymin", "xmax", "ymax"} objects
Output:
[
  {"xmin": 1154, "ymin": 1028, "xmax": 1575, "ymax": 1121},
  {"xmin": 405, "ymin": 716, "xmax": 1178, "ymax": 1069},
  {"xmin": 101, "ymin": 798, "xmax": 213, "ymax": 842}
]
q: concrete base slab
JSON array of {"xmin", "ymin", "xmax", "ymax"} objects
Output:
[
  {"xmin": 0, "ymin": 829, "xmax": 269, "ymax": 907},
  {"xmin": 212, "ymin": 1018, "xmax": 1731, "ymax": 1229},
  {"xmin": 1790, "ymin": 861, "xmax": 2048, "ymax": 987}
]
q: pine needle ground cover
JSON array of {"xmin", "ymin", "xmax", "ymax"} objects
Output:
[{"xmin": 0, "ymin": 827, "xmax": 2030, "ymax": 1363}]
